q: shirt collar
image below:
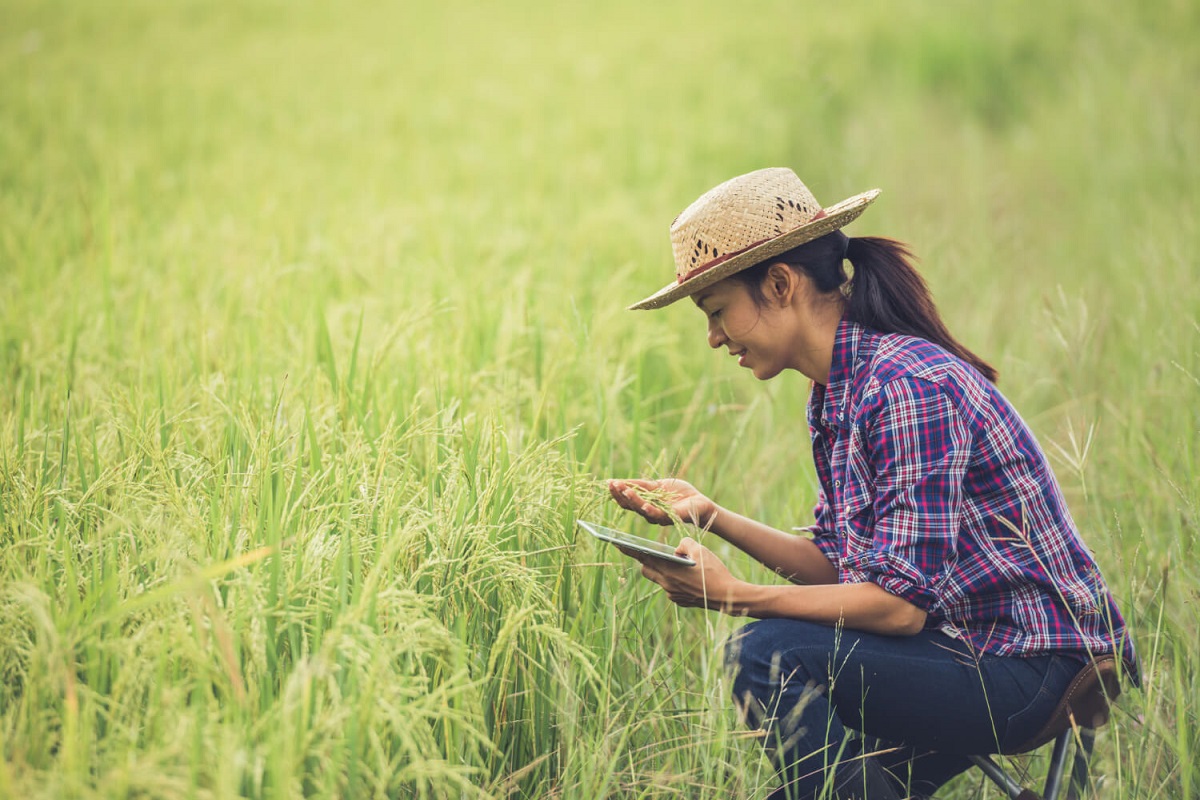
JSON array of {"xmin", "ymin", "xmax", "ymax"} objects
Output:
[{"xmin": 818, "ymin": 317, "xmax": 867, "ymax": 430}]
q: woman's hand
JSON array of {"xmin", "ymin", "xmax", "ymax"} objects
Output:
[
  {"xmin": 606, "ymin": 478, "xmax": 717, "ymax": 528},
  {"xmin": 624, "ymin": 538, "xmax": 748, "ymax": 615}
]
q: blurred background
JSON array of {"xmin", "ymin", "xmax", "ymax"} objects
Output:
[{"xmin": 1, "ymin": 0, "xmax": 1197, "ymax": 797}]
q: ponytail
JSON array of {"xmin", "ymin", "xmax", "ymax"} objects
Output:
[{"xmin": 843, "ymin": 236, "xmax": 998, "ymax": 383}]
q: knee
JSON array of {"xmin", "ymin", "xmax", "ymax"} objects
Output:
[
  {"xmin": 724, "ymin": 619, "xmax": 775, "ymax": 683},
  {"xmin": 724, "ymin": 619, "xmax": 827, "ymax": 706}
]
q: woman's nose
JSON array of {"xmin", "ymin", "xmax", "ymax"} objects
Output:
[{"xmin": 707, "ymin": 319, "xmax": 726, "ymax": 349}]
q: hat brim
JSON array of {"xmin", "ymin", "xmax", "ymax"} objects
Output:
[{"xmin": 628, "ymin": 188, "xmax": 881, "ymax": 311}]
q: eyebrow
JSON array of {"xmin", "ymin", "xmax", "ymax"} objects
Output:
[{"xmin": 693, "ymin": 291, "xmax": 713, "ymax": 310}]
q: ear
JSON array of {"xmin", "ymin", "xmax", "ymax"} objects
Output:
[{"xmin": 762, "ymin": 263, "xmax": 800, "ymax": 307}]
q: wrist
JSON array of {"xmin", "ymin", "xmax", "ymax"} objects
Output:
[
  {"xmin": 725, "ymin": 580, "xmax": 768, "ymax": 617},
  {"xmin": 704, "ymin": 502, "xmax": 726, "ymax": 533}
]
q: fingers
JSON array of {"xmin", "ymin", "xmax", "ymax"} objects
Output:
[
  {"xmin": 614, "ymin": 545, "xmax": 664, "ymax": 587},
  {"xmin": 675, "ymin": 536, "xmax": 702, "ymax": 560},
  {"xmin": 640, "ymin": 561, "xmax": 663, "ymax": 585},
  {"xmin": 607, "ymin": 481, "xmax": 644, "ymax": 516},
  {"xmin": 607, "ymin": 477, "xmax": 676, "ymax": 503},
  {"xmin": 607, "ymin": 480, "xmax": 636, "ymax": 509},
  {"xmin": 606, "ymin": 479, "xmax": 669, "ymax": 524},
  {"xmin": 633, "ymin": 553, "xmax": 709, "ymax": 608},
  {"xmin": 608, "ymin": 478, "xmax": 658, "ymax": 495},
  {"xmin": 615, "ymin": 545, "xmax": 645, "ymax": 563}
]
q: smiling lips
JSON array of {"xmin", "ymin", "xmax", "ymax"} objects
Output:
[{"xmin": 730, "ymin": 348, "xmax": 748, "ymax": 366}]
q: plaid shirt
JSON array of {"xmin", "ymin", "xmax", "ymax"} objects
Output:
[{"xmin": 808, "ymin": 319, "xmax": 1137, "ymax": 674}]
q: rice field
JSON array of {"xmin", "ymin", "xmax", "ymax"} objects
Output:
[{"xmin": 1, "ymin": 0, "xmax": 1197, "ymax": 797}]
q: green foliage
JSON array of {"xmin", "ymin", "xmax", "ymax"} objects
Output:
[{"xmin": 1, "ymin": 0, "xmax": 1197, "ymax": 797}]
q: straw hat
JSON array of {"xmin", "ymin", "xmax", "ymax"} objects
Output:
[{"xmin": 629, "ymin": 168, "xmax": 880, "ymax": 310}]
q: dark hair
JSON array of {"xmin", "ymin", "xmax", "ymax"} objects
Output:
[{"xmin": 732, "ymin": 231, "xmax": 998, "ymax": 383}]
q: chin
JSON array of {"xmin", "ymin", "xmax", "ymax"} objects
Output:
[{"xmin": 751, "ymin": 364, "xmax": 783, "ymax": 381}]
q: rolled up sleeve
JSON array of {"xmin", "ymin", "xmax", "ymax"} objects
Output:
[
  {"xmin": 841, "ymin": 378, "xmax": 969, "ymax": 611},
  {"xmin": 805, "ymin": 486, "xmax": 842, "ymax": 569}
]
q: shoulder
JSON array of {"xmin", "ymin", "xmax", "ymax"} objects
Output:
[
  {"xmin": 853, "ymin": 330, "xmax": 992, "ymax": 424},
  {"xmin": 870, "ymin": 331, "xmax": 971, "ymax": 387}
]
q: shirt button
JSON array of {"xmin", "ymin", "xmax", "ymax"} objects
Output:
[{"xmin": 835, "ymin": 480, "xmax": 842, "ymax": 487}]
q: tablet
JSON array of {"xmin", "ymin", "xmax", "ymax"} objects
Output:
[{"xmin": 576, "ymin": 520, "xmax": 696, "ymax": 566}]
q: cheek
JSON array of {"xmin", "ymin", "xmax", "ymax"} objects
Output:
[
  {"xmin": 728, "ymin": 310, "xmax": 774, "ymax": 345},
  {"xmin": 721, "ymin": 307, "xmax": 760, "ymax": 339}
]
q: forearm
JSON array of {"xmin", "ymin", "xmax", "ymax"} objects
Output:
[
  {"xmin": 708, "ymin": 505, "xmax": 839, "ymax": 585},
  {"xmin": 728, "ymin": 580, "xmax": 927, "ymax": 636}
]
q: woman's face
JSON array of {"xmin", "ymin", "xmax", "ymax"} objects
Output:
[{"xmin": 693, "ymin": 277, "xmax": 795, "ymax": 381}]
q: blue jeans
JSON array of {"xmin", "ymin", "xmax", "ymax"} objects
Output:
[{"xmin": 725, "ymin": 619, "xmax": 1084, "ymax": 799}]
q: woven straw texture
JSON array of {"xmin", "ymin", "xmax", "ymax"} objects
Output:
[{"xmin": 630, "ymin": 168, "xmax": 879, "ymax": 310}]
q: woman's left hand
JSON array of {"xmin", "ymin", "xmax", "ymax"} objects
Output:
[{"xmin": 622, "ymin": 537, "xmax": 747, "ymax": 614}]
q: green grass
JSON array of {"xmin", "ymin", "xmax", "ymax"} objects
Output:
[{"xmin": 1, "ymin": 0, "xmax": 1197, "ymax": 797}]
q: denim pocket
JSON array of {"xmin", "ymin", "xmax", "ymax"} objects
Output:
[{"xmin": 1000, "ymin": 655, "xmax": 1079, "ymax": 751}]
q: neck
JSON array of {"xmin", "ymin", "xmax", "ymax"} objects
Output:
[{"xmin": 789, "ymin": 301, "xmax": 843, "ymax": 385}]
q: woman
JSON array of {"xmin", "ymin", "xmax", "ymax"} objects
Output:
[{"xmin": 607, "ymin": 168, "xmax": 1137, "ymax": 799}]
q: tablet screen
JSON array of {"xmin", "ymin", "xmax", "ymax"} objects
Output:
[{"xmin": 576, "ymin": 520, "xmax": 696, "ymax": 566}]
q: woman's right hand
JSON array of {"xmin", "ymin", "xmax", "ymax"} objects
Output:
[{"xmin": 606, "ymin": 478, "xmax": 718, "ymax": 528}]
